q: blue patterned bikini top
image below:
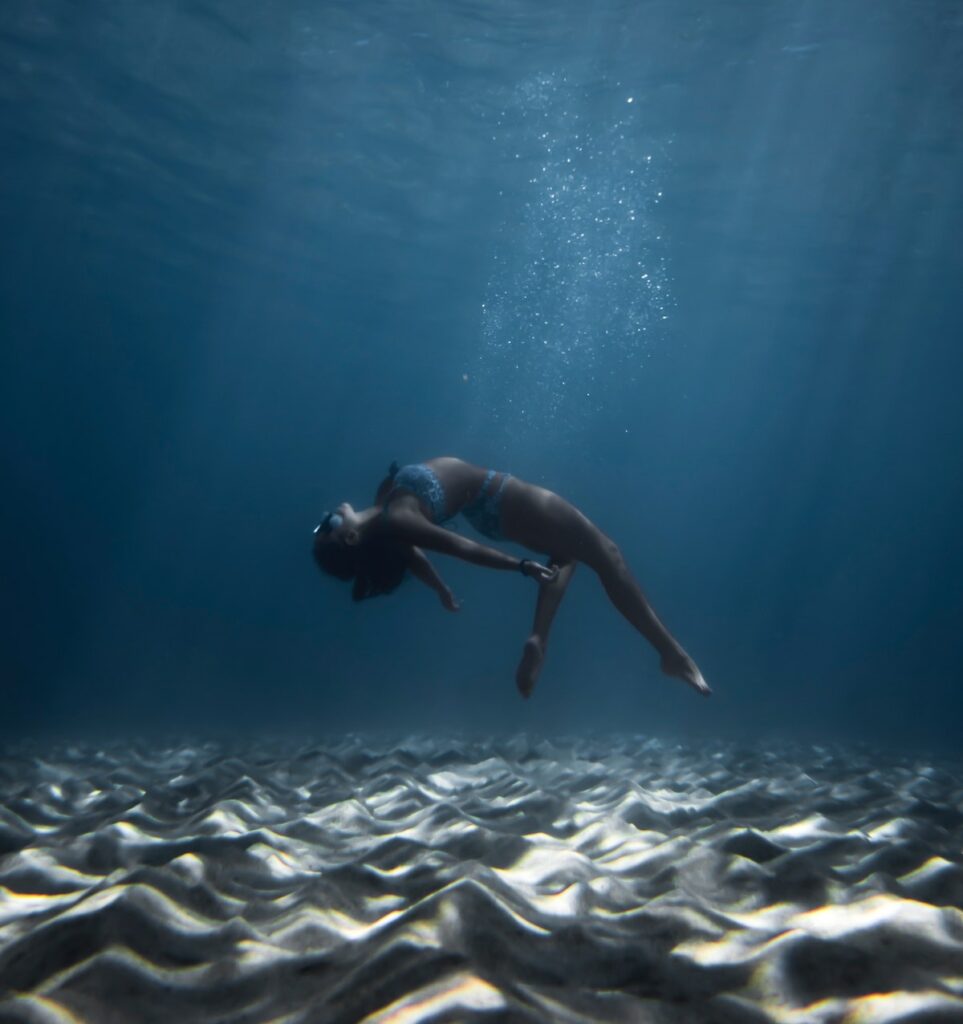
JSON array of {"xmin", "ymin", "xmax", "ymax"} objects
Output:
[
  {"xmin": 387, "ymin": 463, "xmax": 449, "ymax": 523},
  {"xmin": 383, "ymin": 463, "xmax": 510, "ymax": 541}
]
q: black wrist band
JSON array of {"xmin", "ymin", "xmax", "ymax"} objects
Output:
[{"xmin": 519, "ymin": 558, "xmax": 531, "ymax": 576}]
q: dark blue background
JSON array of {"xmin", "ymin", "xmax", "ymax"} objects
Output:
[{"xmin": 2, "ymin": 0, "xmax": 961, "ymax": 746}]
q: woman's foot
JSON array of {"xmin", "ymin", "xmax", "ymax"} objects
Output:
[
  {"xmin": 660, "ymin": 648, "xmax": 711, "ymax": 697},
  {"xmin": 516, "ymin": 636, "xmax": 545, "ymax": 699}
]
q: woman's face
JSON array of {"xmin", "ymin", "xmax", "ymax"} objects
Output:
[{"xmin": 323, "ymin": 503, "xmax": 362, "ymax": 544}]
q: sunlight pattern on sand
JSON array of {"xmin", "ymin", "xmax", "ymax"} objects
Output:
[{"xmin": 1, "ymin": 736, "xmax": 962, "ymax": 1022}]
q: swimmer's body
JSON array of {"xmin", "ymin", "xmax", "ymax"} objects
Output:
[{"xmin": 313, "ymin": 457, "xmax": 709, "ymax": 699}]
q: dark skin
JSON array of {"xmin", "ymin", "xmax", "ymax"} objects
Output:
[{"xmin": 321, "ymin": 456, "xmax": 710, "ymax": 699}]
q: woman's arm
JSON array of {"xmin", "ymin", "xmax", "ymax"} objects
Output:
[
  {"xmin": 405, "ymin": 546, "xmax": 459, "ymax": 611},
  {"xmin": 385, "ymin": 506, "xmax": 557, "ymax": 581}
]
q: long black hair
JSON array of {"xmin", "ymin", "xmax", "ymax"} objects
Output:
[{"xmin": 313, "ymin": 462, "xmax": 407, "ymax": 601}]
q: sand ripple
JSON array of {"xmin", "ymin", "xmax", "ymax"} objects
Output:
[{"xmin": 1, "ymin": 736, "xmax": 962, "ymax": 1023}]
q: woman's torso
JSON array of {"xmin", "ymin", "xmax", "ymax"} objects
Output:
[
  {"xmin": 385, "ymin": 458, "xmax": 511, "ymax": 539},
  {"xmin": 382, "ymin": 457, "xmax": 596, "ymax": 560}
]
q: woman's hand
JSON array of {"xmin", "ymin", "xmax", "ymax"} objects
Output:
[
  {"xmin": 520, "ymin": 560, "xmax": 559, "ymax": 584},
  {"xmin": 440, "ymin": 588, "xmax": 461, "ymax": 612}
]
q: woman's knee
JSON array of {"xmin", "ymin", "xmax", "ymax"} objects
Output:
[
  {"xmin": 556, "ymin": 560, "xmax": 577, "ymax": 587},
  {"xmin": 545, "ymin": 558, "xmax": 576, "ymax": 590},
  {"xmin": 589, "ymin": 534, "xmax": 624, "ymax": 574}
]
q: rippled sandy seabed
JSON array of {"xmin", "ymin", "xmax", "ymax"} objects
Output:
[{"xmin": 1, "ymin": 736, "xmax": 962, "ymax": 1024}]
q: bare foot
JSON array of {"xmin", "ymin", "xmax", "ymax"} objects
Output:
[
  {"xmin": 516, "ymin": 637, "xmax": 544, "ymax": 699},
  {"xmin": 660, "ymin": 648, "xmax": 711, "ymax": 697}
]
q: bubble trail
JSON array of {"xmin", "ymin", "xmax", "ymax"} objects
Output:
[{"xmin": 475, "ymin": 73, "xmax": 673, "ymax": 441}]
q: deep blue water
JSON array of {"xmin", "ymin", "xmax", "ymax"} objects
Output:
[{"xmin": 2, "ymin": 0, "xmax": 962, "ymax": 746}]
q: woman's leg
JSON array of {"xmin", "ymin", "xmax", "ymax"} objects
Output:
[
  {"xmin": 500, "ymin": 480, "xmax": 709, "ymax": 696},
  {"xmin": 515, "ymin": 561, "xmax": 576, "ymax": 698},
  {"xmin": 582, "ymin": 532, "xmax": 711, "ymax": 696}
]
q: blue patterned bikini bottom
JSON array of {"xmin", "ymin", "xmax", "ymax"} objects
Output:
[{"xmin": 461, "ymin": 468, "xmax": 510, "ymax": 541}]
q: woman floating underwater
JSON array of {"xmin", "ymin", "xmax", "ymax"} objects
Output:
[{"xmin": 313, "ymin": 457, "xmax": 710, "ymax": 699}]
